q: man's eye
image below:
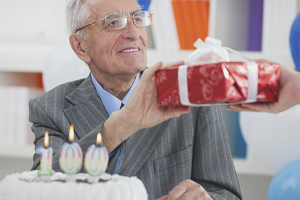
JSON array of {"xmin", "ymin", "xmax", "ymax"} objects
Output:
[
  {"xmin": 134, "ymin": 17, "xmax": 143, "ymax": 25},
  {"xmin": 110, "ymin": 20, "xmax": 118, "ymax": 25},
  {"xmin": 107, "ymin": 20, "xmax": 120, "ymax": 28}
]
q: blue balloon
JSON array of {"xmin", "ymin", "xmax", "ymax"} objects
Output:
[
  {"xmin": 137, "ymin": 0, "xmax": 151, "ymax": 11},
  {"xmin": 290, "ymin": 12, "xmax": 300, "ymax": 72},
  {"xmin": 267, "ymin": 159, "xmax": 300, "ymax": 200}
]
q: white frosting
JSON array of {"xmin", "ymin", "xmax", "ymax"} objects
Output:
[{"xmin": 0, "ymin": 171, "xmax": 148, "ymax": 200}]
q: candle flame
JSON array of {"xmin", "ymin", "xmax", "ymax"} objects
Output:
[
  {"xmin": 97, "ymin": 132, "xmax": 101, "ymax": 145},
  {"xmin": 69, "ymin": 125, "xmax": 74, "ymax": 142},
  {"xmin": 44, "ymin": 131, "xmax": 49, "ymax": 148}
]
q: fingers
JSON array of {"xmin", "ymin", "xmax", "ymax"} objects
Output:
[
  {"xmin": 167, "ymin": 180, "xmax": 188, "ymax": 200},
  {"xmin": 226, "ymin": 104, "xmax": 265, "ymax": 112},
  {"xmin": 137, "ymin": 61, "xmax": 163, "ymax": 87},
  {"xmin": 157, "ymin": 195, "xmax": 168, "ymax": 200},
  {"xmin": 141, "ymin": 60, "xmax": 185, "ymax": 82},
  {"xmin": 139, "ymin": 60, "xmax": 185, "ymax": 87},
  {"xmin": 161, "ymin": 60, "xmax": 185, "ymax": 70},
  {"xmin": 166, "ymin": 179, "xmax": 212, "ymax": 200},
  {"xmin": 160, "ymin": 105, "xmax": 190, "ymax": 123},
  {"xmin": 141, "ymin": 61, "xmax": 163, "ymax": 80},
  {"xmin": 170, "ymin": 106, "xmax": 191, "ymax": 118},
  {"xmin": 226, "ymin": 102, "xmax": 280, "ymax": 113},
  {"xmin": 226, "ymin": 103, "xmax": 273, "ymax": 112},
  {"xmin": 145, "ymin": 60, "xmax": 184, "ymax": 75},
  {"xmin": 254, "ymin": 58, "xmax": 273, "ymax": 63}
]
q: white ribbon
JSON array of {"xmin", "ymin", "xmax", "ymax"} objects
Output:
[
  {"xmin": 178, "ymin": 65, "xmax": 199, "ymax": 106},
  {"xmin": 244, "ymin": 61, "xmax": 258, "ymax": 103},
  {"xmin": 178, "ymin": 37, "xmax": 258, "ymax": 106}
]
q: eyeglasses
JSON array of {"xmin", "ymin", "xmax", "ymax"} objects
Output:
[{"xmin": 75, "ymin": 11, "xmax": 154, "ymax": 33}]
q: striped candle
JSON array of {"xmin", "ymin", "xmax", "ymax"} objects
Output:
[
  {"xmin": 36, "ymin": 131, "xmax": 54, "ymax": 181},
  {"xmin": 59, "ymin": 125, "xmax": 83, "ymax": 181},
  {"xmin": 84, "ymin": 132, "xmax": 108, "ymax": 183}
]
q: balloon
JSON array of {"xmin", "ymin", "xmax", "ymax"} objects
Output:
[
  {"xmin": 290, "ymin": 12, "xmax": 300, "ymax": 72},
  {"xmin": 267, "ymin": 159, "xmax": 300, "ymax": 200},
  {"xmin": 137, "ymin": 0, "xmax": 151, "ymax": 11},
  {"xmin": 240, "ymin": 105, "xmax": 300, "ymax": 172},
  {"xmin": 43, "ymin": 37, "xmax": 90, "ymax": 92}
]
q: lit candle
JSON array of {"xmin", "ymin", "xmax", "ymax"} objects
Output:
[
  {"xmin": 84, "ymin": 132, "xmax": 108, "ymax": 183},
  {"xmin": 59, "ymin": 125, "xmax": 83, "ymax": 182},
  {"xmin": 36, "ymin": 131, "xmax": 54, "ymax": 181}
]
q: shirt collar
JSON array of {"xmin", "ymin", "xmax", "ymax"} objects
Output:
[{"xmin": 91, "ymin": 73, "xmax": 140, "ymax": 116}]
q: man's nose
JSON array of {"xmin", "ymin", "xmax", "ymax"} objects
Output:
[{"xmin": 121, "ymin": 19, "xmax": 140, "ymax": 40}]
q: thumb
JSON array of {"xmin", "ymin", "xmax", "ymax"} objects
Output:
[
  {"xmin": 140, "ymin": 61, "xmax": 163, "ymax": 82},
  {"xmin": 156, "ymin": 195, "xmax": 168, "ymax": 200}
]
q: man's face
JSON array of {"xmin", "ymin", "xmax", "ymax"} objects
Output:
[{"xmin": 83, "ymin": 0, "xmax": 148, "ymax": 80}]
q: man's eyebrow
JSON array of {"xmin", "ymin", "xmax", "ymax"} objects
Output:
[
  {"xmin": 132, "ymin": 9, "xmax": 142, "ymax": 15},
  {"xmin": 102, "ymin": 9, "xmax": 141, "ymax": 18}
]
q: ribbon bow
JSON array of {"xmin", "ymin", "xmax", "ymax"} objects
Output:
[{"xmin": 185, "ymin": 37, "xmax": 230, "ymax": 66}]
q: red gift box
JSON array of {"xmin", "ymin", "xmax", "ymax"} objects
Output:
[{"xmin": 155, "ymin": 62, "xmax": 280, "ymax": 106}]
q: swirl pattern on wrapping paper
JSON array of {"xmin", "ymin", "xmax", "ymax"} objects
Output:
[
  {"xmin": 269, "ymin": 74, "xmax": 278, "ymax": 88},
  {"xmin": 160, "ymin": 90, "xmax": 180, "ymax": 105},
  {"xmin": 156, "ymin": 70, "xmax": 167, "ymax": 85},
  {"xmin": 258, "ymin": 63, "xmax": 275, "ymax": 78},
  {"xmin": 200, "ymin": 80, "xmax": 213, "ymax": 101},
  {"xmin": 187, "ymin": 66, "xmax": 193, "ymax": 79},
  {"xmin": 198, "ymin": 65, "xmax": 224, "ymax": 101},
  {"xmin": 236, "ymin": 66, "xmax": 247, "ymax": 77}
]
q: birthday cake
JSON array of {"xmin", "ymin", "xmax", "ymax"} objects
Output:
[{"xmin": 0, "ymin": 170, "xmax": 148, "ymax": 200}]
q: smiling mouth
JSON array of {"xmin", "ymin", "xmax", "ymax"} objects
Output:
[{"xmin": 120, "ymin": 48, "xmax": 140, "ymax": 53}]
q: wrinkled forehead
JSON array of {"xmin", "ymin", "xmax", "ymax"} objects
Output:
[{"xmin": 87, "ymin": 0, "xmax": 141, "ymax": 19}]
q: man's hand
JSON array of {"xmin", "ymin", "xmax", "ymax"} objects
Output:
[
  {"xmin": 226, "ymin": 60, "xmax": 300, "ymax": 113},
  {"xmin": 103, "ymin": 61, "xmax": 190, "ymax": 153},
  {"xmin": 157, "ymin": 179, "xmax": 213, "ymax": 200},
  {"xmin": 121, "ymin": 61, "xmax": 190, "ymax": 130}
]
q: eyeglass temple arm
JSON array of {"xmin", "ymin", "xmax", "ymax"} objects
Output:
[
  {"xmin": 146, "ymin": 13, "xmax": 154, "ymax": 19},
  {"xmin": 75, "ymin": 19, "xmax": 104, "ymax": 33}
]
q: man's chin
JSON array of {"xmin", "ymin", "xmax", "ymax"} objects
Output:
[{"xmin": 122, "ymin": 61, "xmax": 147, "ymax": 73}]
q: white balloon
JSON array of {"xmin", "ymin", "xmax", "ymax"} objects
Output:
[
  {"xmin": 240, "ymin": 105, "xmax": 300, "ymax": 172},
  {"xmin": 43, "ymin": 37, "xmax": 90, "ymax": 92}
]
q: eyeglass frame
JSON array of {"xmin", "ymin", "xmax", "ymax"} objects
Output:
[{"xmin": 75, "ymin": 11, "xmax": 154, "ymax": 33}]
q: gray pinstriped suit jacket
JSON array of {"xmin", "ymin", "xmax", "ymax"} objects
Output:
[{"xmin": 29, "ymin": 74, "xmax": 242, "ymax": 200}]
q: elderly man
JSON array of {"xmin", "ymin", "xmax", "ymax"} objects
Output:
[{"xmin": 29, "ymin": 0, "xmax": 242, "ymax": 199}]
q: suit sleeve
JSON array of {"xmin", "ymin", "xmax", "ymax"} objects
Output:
[
  {"xmin": 191, "ymin": 106, "xmax": 242, "ymax": 200},
  {"xmin": 29, "ymin": 98, "xmax": 104, "ymax": 173}
]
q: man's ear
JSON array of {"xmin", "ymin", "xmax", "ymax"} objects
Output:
[{"xmin": 69, "ymin": 33, "xmax": 91, "ymax": 64}]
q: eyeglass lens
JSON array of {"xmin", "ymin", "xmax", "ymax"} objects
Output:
[{"xmin": 105, "ymin": 11, "xmax": 153, "ymax": 29}]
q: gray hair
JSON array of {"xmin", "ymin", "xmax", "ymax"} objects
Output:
[{"xmin": 66, "ymin": 0, "xmax": 91, "ymax": 40}]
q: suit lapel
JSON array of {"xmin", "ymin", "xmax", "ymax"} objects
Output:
[
  {"xmin": 119, "ymin": 119, "xmax": 172, "ymax": 176},
  {"xmin": 64, "ymin": 74, "xmax": 109, "ymax": 140}
]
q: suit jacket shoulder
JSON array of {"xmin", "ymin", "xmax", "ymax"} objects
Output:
[{"xmin": 33, "ymin": 77, "xmax": 86, "ymax": 107}]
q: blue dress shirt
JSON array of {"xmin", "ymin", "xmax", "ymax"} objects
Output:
[{"xmin": 91, "ymin": 73, "xmax": 141, "ymax": 174}]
